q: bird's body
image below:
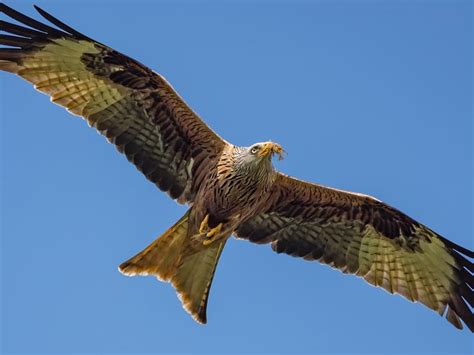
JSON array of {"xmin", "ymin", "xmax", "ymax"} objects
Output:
[
  {"xmin": 1, "ymin": 3, "xmax": 472, "ymax": 331},
  {"xmin": 195, "ymin": 144, "xmax": 278, "ymax": 230}
]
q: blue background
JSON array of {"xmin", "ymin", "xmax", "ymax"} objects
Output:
[{"xmin": 1, "ymin": 1, "xmax": 472, "ymax": 354}]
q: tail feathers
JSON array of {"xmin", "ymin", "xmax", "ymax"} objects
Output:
[
  {"xmin": 172, "ymin": 240, "xmax": 226, "ymax": 324},
  {"xmin": 119, "ymin": 213, "xmax": 189, "ymax": 282},
  {"xmin": 119, "ymin": 211, "xmax": 227, "ymax": 324}
]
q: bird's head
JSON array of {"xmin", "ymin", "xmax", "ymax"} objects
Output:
[
  {"xmin": 247, "ymin": 141, "xmax": 286, "ymax": 162},
  {"xmin": 234, "ymin": 141, "xmax": 286, "ymax": 173}
]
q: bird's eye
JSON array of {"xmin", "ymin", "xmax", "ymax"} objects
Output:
[{"xmin": 251, "ymin": 146, "xmax": 259, "ymax": 154}]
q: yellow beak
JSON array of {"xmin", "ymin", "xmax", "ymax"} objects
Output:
[{"xmin": 257, "ymin": 142, "xmax": 285, "ymax": 160}]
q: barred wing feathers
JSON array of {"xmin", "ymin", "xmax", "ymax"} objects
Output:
[
  {"xmin": 0, "ymin": 4, "xmax": 226, "ymax": 203},
  {"xmin": 236, "ymin": 173, "xmax": 474, "ymax": 331}
]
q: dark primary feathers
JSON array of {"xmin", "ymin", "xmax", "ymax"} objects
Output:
[
  {"xmin": 0, "ymin": 3, "xmax": 225, "ymax": 203},
  {"xmin": 236, "ymin": 173, "xmax": 474, "ymax": 331}
]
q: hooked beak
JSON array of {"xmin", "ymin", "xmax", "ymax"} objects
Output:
[{"xmin": 257, "ymin": 142, "xmax": 286, "ymax": 160}]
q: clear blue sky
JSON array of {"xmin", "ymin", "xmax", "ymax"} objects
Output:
[{"xmin": 1, "ymin": 1, "xmax": 472, "ymax": 354}]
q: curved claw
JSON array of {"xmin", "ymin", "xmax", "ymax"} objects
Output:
[
  {"xmin": 199, "ymin": 214, "xmax": 209, "ymax": 234},
  {"xmin": 202, "ymin": 238, "xmax": 214, "ymax": 246},
  {"xmin": 202, "ymin": 223, "xmax": 223, "ymax": 245}
]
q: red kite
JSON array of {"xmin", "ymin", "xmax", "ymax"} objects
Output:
[{"xmin": 0, "ymin": 4, "xmax": 472, "ymax": 330}]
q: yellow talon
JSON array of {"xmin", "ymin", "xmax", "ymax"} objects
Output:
[
  {"xmin": 207, "ymin": 223, "xmax": 222, "ymax": 238},
  {"xmin": 199, "ymin": 214, "xmax": 209, "ymax": 234},
  {"xmin": 202, "ymin": 238, "xmax": 214, "ymax": 246},
  {"xmin": 202, "ymin": 223, "xmax": 223, "ymax": 245}
]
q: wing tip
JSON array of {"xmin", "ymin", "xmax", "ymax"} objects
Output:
[
  {"xmin": 32, "ymin": 3, "xmax": 94, "ymax": 42},
  {"xmin": 448, "ymin": 296, "xmax": 474, "ymax": 332},
  {"xmin": 0, "ymin": 2, "xmax": 93, "ymax": 43}
]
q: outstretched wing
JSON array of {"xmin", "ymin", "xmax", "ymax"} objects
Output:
[
  {"xmin": 0, "ymin": 4, "xmax": 226, "ymax": 203},
  {"xmin": 236, "ymin": 173, "xmax": 474, "ymax": 331}
]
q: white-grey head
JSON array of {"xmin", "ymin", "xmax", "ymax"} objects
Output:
[{"xmin": 234, "ymin": 141, "xmax": 285, "ymax": 172}]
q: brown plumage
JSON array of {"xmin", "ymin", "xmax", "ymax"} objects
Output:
[{"xmin": 0, "ymin": 4, "xmax": 472, "ymax": 330}]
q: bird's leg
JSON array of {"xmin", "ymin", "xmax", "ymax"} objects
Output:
[
  {"xmin": 199, "ymin": 214, "xmax": 209, "ymax": 234},
  {"xmin": 202, "ymin": 223, "xmax": 223, "ymax": 246},
  {"xmin": 197, "ymin": 214, "xmax": 224, "ymax": 245}
]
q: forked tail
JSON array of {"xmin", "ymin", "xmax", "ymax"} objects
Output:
[{"xmin": 119, "ymin": 210, "xmax": 226, "ymax": 323}]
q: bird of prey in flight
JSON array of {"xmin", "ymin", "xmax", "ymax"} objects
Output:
[{"xmin": 0, "ymin": 4, "xmax": 472, "ymax": 331}]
